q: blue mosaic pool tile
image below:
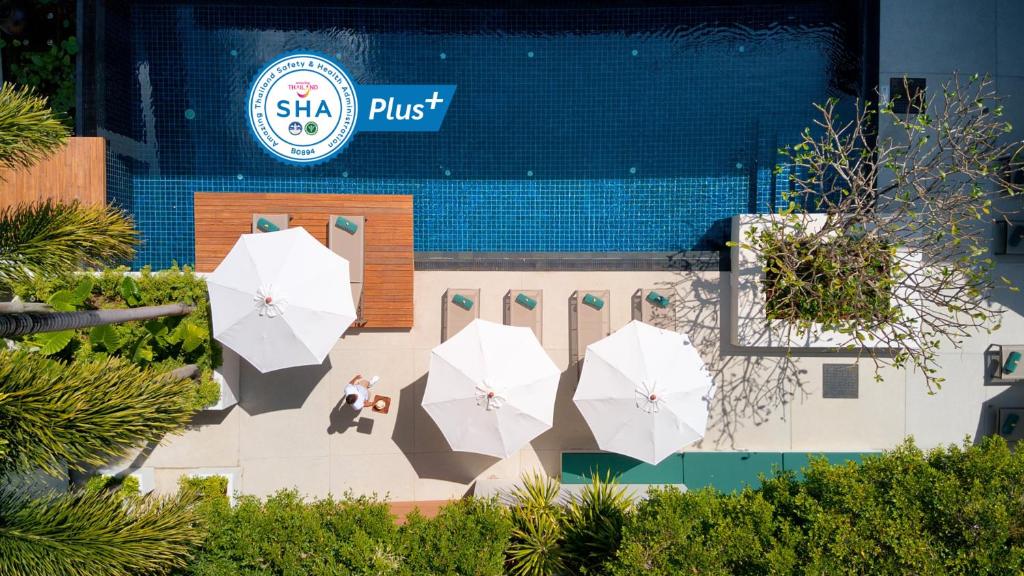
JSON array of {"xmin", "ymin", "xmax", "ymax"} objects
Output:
[{"xmin": 87, "ymin": 2, "xmax": 866, "ymax": 268}]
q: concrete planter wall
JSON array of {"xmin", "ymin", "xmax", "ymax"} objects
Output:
[
  {"xmin": 206, "ymin": 346, "xmax": 240, "ymax": 411},
  {"xmin": 187, "ymin": 468, "xmax": 241, "ymax": 506},
  {"xmin": 730, "ymin": 214, "xmax": 922, "ymax": 350}
]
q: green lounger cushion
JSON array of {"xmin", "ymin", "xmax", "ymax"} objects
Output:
[
  {"xmin": 515, "ymin": 292, "xmax": 537, "ymax": 310},
  {"xmin": 334, "ymin": 216, "xmax": 359, "ymax": 235},
  {"xmin": 256, "ymin": 217, "xmax": 279, "ymax": 233},
  {"xmin": 582, "ymin": 293, "xmax": 605, "ymax": 310},
  {"xmin": 645, "ymin": 291, "xmax": 670, "ymax": 309},
  {"xmin": 1005, "ymin": 351, "xmax": 1022, "ymax": 374},
  {"xmin": 452, "ymin": 293, "xmax": 474, "ymax": 311},
  {"xmin": 1003, "ymin": 413, "xmax": 1020, "ymax": 436}
]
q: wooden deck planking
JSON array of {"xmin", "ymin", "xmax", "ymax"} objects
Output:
[
  {"xmin": 194, "ymin": 192, "xmax": 414, "ymax": 329},
  {"xmin": 0, "ymin": 137, "xmax": 106, "ymax": 210}
]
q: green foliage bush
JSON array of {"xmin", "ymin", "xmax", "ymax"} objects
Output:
[
  {"xmin": 761, "ymin": 232, "xmax": 897, "ymax": 325},
  {"xmin": 11, "ymin": 265, "xmax": 221, "ymax": 410},
  {"xmin": 170, "ymin": 438, "xmax": 1024, "ymax": 576},
  {"xmin": 82, "ymin": 474, "xmax": 140, "ymax": 500},
  {"xmin": 178, "ymin": 491, "xmax": 510, "ymax": 576},
  {"xmin": 0, "ymin": 0, "xmax": 77, "ymax": 125},
  {"xmin": 400, "ymin": 498, "xmax": 512, "ymax": 576},
  {"xmin": 610, "ymin": 437, "xmax": 1024, "ymax": 576},
  {"xmin": 178, "ymin": 475, "xmax": 230, "ymax": 504}
]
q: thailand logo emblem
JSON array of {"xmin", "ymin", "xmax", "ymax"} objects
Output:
[
  {"xmin": 247, "ymin": 51, "xmax": 455, "ymax": 166},
  {"xmin": 247, "ymin": 53, "xmax": 358, "ymax": 165}
]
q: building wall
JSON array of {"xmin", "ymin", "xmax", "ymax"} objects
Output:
[{"xmin": 879, "ymin": 0, "xmax": 1024, "ymax": 447}]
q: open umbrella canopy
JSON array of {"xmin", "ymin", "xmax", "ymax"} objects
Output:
[
  {"xmin": 207, "ymin": 227, "xmax": 356, "ymax": 373},
  {"xmin": 573, "ymin": 320, "xmax": 715, "ymax": 465},
  {"xmin": 424, "ymin": 319, "xmax": 560, "ymax": 458}
]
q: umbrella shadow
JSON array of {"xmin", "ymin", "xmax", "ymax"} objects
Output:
[
  {"xmin": 391, "ymin": 373, "xmax": 500, "ymax": 484},
  {"xmin": 239, "ymin": 357, "xmax": 332, "ymax": 416},
  {"xmin": 530, "ymin": 368, "xmax": 600, "ymax": 478}
]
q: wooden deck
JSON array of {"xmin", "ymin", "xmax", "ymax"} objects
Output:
[
  {"xmin": 193, "ymin": 192, "xmax": 414, "ymax": 329},
  {"xmin": 388, "ymin": 500, "xmax": 453, "ymax": 524},
  {"xmin": 0, "ymin": 137, "xmax": 106, "ymax": 210}
]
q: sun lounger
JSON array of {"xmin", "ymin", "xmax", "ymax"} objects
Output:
[
  {"xmin": 504, "ymin": 290, "xmax": 542, "ymax": 342},
  {"xmin": 328, "ymin": 215, "xmax": 365, "ymax": 325},
  {"xmin": 252, "ymin": 214, "xmax": 289, "ymax": 233},
  {"xmin": 632, "ymin": 288, "xmax": 673, "ymax": 326},
  {"xmin": 443, "ymin": 289, "xmax": 480, "ymax": 342},
  {"xmin": 570, "ymin": 290, "xmax": 610, "ymax": 374}
]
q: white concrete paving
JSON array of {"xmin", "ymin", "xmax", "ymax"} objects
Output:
[{"xmin": 138, "ymin": 268, "xmax": 1017, "ymax": 502}]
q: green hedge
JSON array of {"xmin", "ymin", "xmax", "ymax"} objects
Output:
[
  {"xmin": 610, "ymin": 436, "xmax": 1024, "ymax": 576},
  {"xmin": 177, "ymin": 490, "xmax": 509, "ymax": 576},
  {"xmin": 11, "ymin": 265, "xmax": 220, "ymax": 410},
  {"xmin": 173, "ymin": 437, "xmax": 1024, "ymax": 576}
]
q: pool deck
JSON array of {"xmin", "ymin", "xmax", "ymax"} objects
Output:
[{"xmin": 194, "ymin": 192, "xmax": 414, "ymax": 328}]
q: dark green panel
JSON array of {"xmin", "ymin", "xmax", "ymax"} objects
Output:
[
  {"xmin": 682, "ymin": 452, "xmax": 783, "ymax": 493},
  {"xmin": 561, "ymin": 452, "xmax": 684, "ymax": 485},
  {"xmin": 782, "ymin": 452, "xmax": 880, "ymax": 480}
]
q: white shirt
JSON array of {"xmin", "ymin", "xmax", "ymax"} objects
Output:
[{"xmin": 344, "ymin": 383, "xmax": 369, "ymax": 410}]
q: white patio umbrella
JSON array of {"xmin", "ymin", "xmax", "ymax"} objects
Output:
[
  {"xmin": 423, "ymin": 319, "xmax": 560, "ymax": 458},
  {"xmin": 573, "ymin": 320, "xmax": 715, "ymax": 465},
  {"xmin": 206, "ymin": 227, "xmax": 356, "ymax": 373}
]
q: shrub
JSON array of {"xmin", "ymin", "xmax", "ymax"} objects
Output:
[
  {"xmin": 610, "ymin": 487, "xmax": 798, "ymax": 575},
  {"xmin": 761, "ymin": 232, "xmax": 896, "ymax": 325},
  {"xmin": 506, "ymin": 473, "xmax": 566, "ymax": 576},
  {"xmin": 611, "ymin": 437, "xmax": 1024, "ymax": 576},
  {"xmin": 82, "ymin": 474, "xmax": 140, "ymax": 499},
  {"xmin": 180, "ymin": 489, "xmax": 398, "ymax": 576},
  {"xmin": 399, "ymin": 498, "xmax": 512, "ymax": 576},
  {"xmin": 178, "ymin": 475, "xmax": 230, "ymax": 504},
  {"xmin": 761, "ymin": 437, "xmax": 1024, "ymax": 575},
  {"xmin": 11, "ymin": 265, "xmax": 220, "ymax": 411},
  {"xmin": 562, "ymin": 475, "xmax": 631, "ymax": 575}
]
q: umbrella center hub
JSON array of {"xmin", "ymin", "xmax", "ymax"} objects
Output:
[
  {"xmin": 649, "ymin": 393, "xmax": 657, "ymax": 401},
  {"xmin": 253, "ymin": 285, "xmax": 286, "ymax": 318}
]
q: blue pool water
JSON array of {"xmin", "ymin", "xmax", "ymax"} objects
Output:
[{"xmin": 87, "ymin": 1, "xmax": 869, "ymax": 268}]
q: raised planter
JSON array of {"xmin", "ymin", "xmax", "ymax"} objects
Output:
[
  {"xmin": 730, "ymin": 214, "xmax": 922, "ymax": 350},
  {"xmin": 205, "ymin": 346, "xmax": 240, "ymax": 411},
  {"xmin": 185, "ymin": 468, "xmax": 241, "ymax": 506}
]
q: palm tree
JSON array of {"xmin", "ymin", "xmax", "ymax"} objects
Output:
[
  {"xmin": 0, "ymin": 83, "xmax": 68, "ymax": 174},
  {"xmin": 0, "ymin": 86, "xmax": 204, "ymax": 575},
  {"xmin": 0, "ymin": 182, "xmax": 199, "ymax": 338},
  {"xmin": 0, "ymin": 350, "xmax": 200, "ymax": 476},
  {"xmin": 0, "ymin": 303, "xmax": 194, "ymax": 337},
  {"xmin": 0, "ymin": 487, "xmax": 201, "ymax": 576},
  {"xmin": 0, "ymin": 200, "xmax": 137, "ymax": 288}
]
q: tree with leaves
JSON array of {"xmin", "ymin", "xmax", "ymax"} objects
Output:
[
  {"xmin": 0, "ymin": 85, "xmax": 205, "ymax": 575},
  {"xmin": 735, "ymin": 73, "xmax": 1024, "ymax": 390}
]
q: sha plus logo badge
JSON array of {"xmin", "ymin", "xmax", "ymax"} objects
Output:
[
  {"xmin": 247, "ymin": 51, "xmax": 456, "ymax": 166},
  {"xmin": 247, "ymin": 53, "xmax": 358, "ymax": 165}
]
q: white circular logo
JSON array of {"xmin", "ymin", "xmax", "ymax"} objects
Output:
[{"xmin": 247, "ymin": 53, "xmax": 358, "ymax": 165}]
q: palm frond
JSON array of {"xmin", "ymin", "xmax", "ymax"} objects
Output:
[
  {"xmin": 507, "ymin": 472, "xmax": 561, "ymax": 509},
  {"xmin": 0, "ymin": 488, "xmax": 201, "ymax": 576},
  {"xmin": 563, "ymin": 473, "xmax": 631, "ymax": 574},
  {"xmin": 0, "ymin": 83, "xmax": 69, "ymax": 174},
  {"xmin": 0, "ymin": 201, "xmax": 138, "ymax": 288},
  {"xmin": 0, "ymin": 350, "xmax": 198, "ymax": 476}
]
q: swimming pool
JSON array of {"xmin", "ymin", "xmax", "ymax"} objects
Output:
[{"xmin": 83, "ymin": 1, "xmax": 872, "ymax": 268}]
